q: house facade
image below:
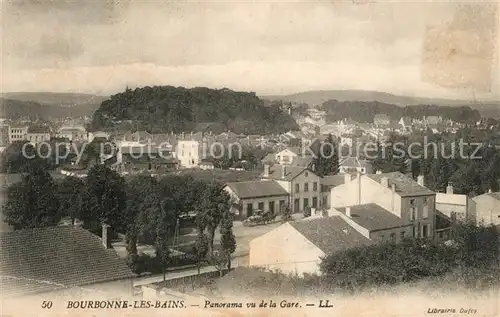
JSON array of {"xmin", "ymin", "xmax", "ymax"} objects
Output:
[
  {"xmin": 329, "ymin": 172, "xmax": 437, "ymax": 240},
  {"xmin": 249, "ymin": 216, "xmax": 372, "ymax": 275},
  {"xmin": 176, "ymin": 140, "xmax": 203, "ymax": 168},
  {"xmin": 472, "ymin": 191, "xmax": 500, "ymax": 226},
  {"xmin": 274, "ymin": 147, "xmax": 301, "ymax": 165},
  {"xmin": 261, "ymin": 165, "xmax": 322, "ymax": 213},
  {"xmin": 224, "ymin": 180, "xmax": 289, "ymax": 219},
  {"xmin": 8, "ymin": 125, "xmax": 28, "ymax": 143},
  {"xmin": 435, "ymin": 183, "xmax": 476, "ymax": 222}
]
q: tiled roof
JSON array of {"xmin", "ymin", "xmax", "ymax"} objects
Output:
[
  {"xmin": 290, "ymin": 216, "xmax": 373, "ymax": 254},
  {"xmin": 261, "ymin": 164, "xmax": 311, "ymax": 181},
  {"xmin": 261, "ymin": 153, "xmax": 276, "ymax": 163},
  {"xmin": 0, "ymin": 226, "xmax": 135, "ymax": 297},
  {"xmin": 321, "ymin": 175, "xmax": 345, "ymax": 187},
  {"xmin": 366, "ymin": 172, "xmax": 435, "ymax": 197},
  {"xmin": 336, "ymin": 203, "xmax": 410, "ymax": 231},
  {"xmin": 435, "ymin": 210, "xmax": 453, "ymax": 230},
  {"xmin": 226, "ymin": 180, "xmax": 288, "ymax": 199},
  {"xmin": 291, "ymin": 156, "xmax": 313, "ymax": 167}
]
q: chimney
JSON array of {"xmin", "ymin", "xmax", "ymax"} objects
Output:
[
  {"xmin": 345, "ymin": 207, "xmax": 351, "ymax": 217},
  {"xmin": 344, "ymin": 173, "xmax": 352, "ymax": 183},
  {"xmin": 446, "ymin": 183, "xmax": 454, "ymax": 194},
  {"xmin": 376, "ymin": 170, "xmax": 382, "ymax": 174},
  {"xmin": 417, "ymin": 175, "xmax": 425, "ymax": 187},
  {"xmin": 264, "ymin": 164, "xmax": 270, "ymax": 177},
  {"xmin": 281, "ymin": 165, "xmax": 286, "ymax": 179},
  {"xmin": 101, "ymin": 223, "xmax": 111, "ymax": 249},
  {"xmin": 381, "ymin": 177, "xmax": 389, "ymax": 188}
]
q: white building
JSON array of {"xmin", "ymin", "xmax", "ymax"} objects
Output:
[
  {"xmin": 472, "ymin": 191, "xmax": 500, "ymax": 226},
  {"xmin": 176, "ymin": 140, "xmax": 203, "ymax": 168},
  {"xmin": 8, "ymin": 125, "xmax": 28, "ymax": 143}
]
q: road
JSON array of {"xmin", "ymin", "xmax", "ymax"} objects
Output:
[{"xmin": 133, "ymin": 258, "xmax": 244, "ymax": 287}]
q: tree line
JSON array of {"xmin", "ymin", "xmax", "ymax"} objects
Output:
[
  {"xmin": 320, "ymin": 100, "xmax": 484, "ymax": 124},
  {"xmin": 2, "ymin": 165, "xmax": 236, "ymax": 276},
  {"xmin": 368, "ymin": 130, "xmax": 500, "ymax": 196}
]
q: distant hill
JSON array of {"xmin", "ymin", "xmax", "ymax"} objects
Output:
[
  {"xmin": 0, "ymin": 98, "xmax": 99, "ymax": 120},
  {"xmin": 261, "ymin": 90, "xmax": 500, "ymax": 118},
  {"xmin": 320, "ymin": 100, "xmax": 481, "ymax": 124},
  {"xmin": 89, "ymin": 86, "xmax": 299, "ymax": 134},
  {"xmin": 1, "ymin": 92, "xmax": 108, "ymax": 108}
]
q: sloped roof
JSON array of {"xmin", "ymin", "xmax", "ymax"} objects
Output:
[
  {"xmin": 0, "ymin": 226, "xmax": 135, "ymax": 297},
  {"xmin": 340, "ymin": 156, "xmax": 371, "ymax": 168},
  {"xmin": 488, "ymin": 192, "xmax": 500, "ymax": 201},
  {"xmin": 321, "ymin": 175, "xmax": 345, "ymax": 187},
  {"xmin": 278, "ymin": 147, "xmax": 301, "ymax": 155},
  {"xmin": 290, "ymin": 216, "xmax": 373, "ymax": 254},
  {"xmin": 226, "ymin": 180, "xmax": 288, "ymax": 199},
  {"xmin": 261, "ymin": 153, "xmax": 276, "ymax": 163},
  {"xmin": 336, "ymin": 203, "xmax": 409, "ymax": 231},
  {"xmin": 291, "ymin": 156, "xmax": 313, "ymax": 167},
  {"xmin": 261, "ymin": 164, "xmax": 312, "ymax": 181},
  {"xmin": 366, "ymin": 172, "xmax": 435, "ymax": 197}
]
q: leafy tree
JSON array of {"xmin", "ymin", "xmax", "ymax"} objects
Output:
[
  {"xmin": 311, "ymin": 134, "xmax": 339, "ymax": 177},
  {"xmin": 219, "ymin": 212, "xmax": 237, "ymax": 270},
  {"xmin": 89, "ymin": 86, "xmax": 299, "ymax": 135},
  {"xmin": 125, "ymin": 175, "xmax": 160, "ymax": 256},
  {"xmin": 195, "ymin": 182, "xmax": 232, "ymax": 256},
  {"xmin": 155, "ymin": 198, "xmax": 178, "ymax": 281},
  {"xmin": 0, "ymin": 141, "xmax": 51, "ymax": 173},
  {"xmin": 280, "ymin": 203, "xmax": 293, "ymax": 222},
  {"xmin": 3, "ymin": 165, "xmax": 61, "ymax": 230},
  {"xmin": 192, "ymin": 227, "xmax": 209, "ymax": 275},
  {"xmin": 56, "ymin": 176, "xmax": 84, "ymax": 226},
  {"xmin": 80, "ymin": 165, "xmax": 126, "ymax": 240}
]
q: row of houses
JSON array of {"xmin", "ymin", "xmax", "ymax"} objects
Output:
[{"xmin": 228, "ymin": 167, "xmax": 500, "ymax": 276}]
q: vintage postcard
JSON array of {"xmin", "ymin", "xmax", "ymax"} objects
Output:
[{"xmin": 1, "ymin": 1, "xmax": 499, "ymax": 316}]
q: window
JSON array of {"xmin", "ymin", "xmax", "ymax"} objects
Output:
[
  {"xmin": 380, "ymin": 234, "xmax": 384, "ymax": 241},
  {"xmin": 410, "ymin": 199, "xmax": 416, "ymax": 221},
  {"xmin": 303, "ymin": 198, "xmax": 309, "ymax": 209},
  {"xmin": 279, "ymin": 200, "xmax": 285, "ymax": 209},
  {"xmin": 312, "ymin": 197, "xmax": 318, "ymax": 208},
  {"xmin": 413, "ymin": 226, "xmax": 418, "ymax": 238},
  {"xmin": 295, "ymin": 184, "xmax": 300, "ymax": 193},
  {"xmin": 305, "ymin": 172, "xmax": 308, "ymax": 177},
  {"xmin": 258, "ymin": 202, "xmax": 264, "ymax": 212},
  {"xmin": 313, "ymin": 182, "xmax": 318, "ymax": 191},
  {"xmin": 269, "ymin": 201, "xmax": 275, "ymax": 213},
  {"xmin": 282, "ymin": 155, "xmax": 290, "ymax": 162},
  {"xmin": 390, "ymin": 233, "xmax": 396, "ymax": 243},
  {"xmin": 304, "ymin": 183, "xmax": 309, "ymax": 192},
  {"xmin": 422, "ymin": 224, "xmax": 429, "ymax": 238},
  {"xmin": 322, "ymin": 196, "xmax": 328, "ymax": 207},
  {"xmin": 423, "ymin": 198, "xmax": 429, "ymax": 219},
  {"xmin": 400, "ymin": 231, "xmax": 405, "ymax": 240},
  {"xmin": 247, "ymin": 203, "xmax": 253, "ymax": 217}
]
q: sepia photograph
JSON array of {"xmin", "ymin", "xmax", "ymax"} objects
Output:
[{"xmin": 1, "ymin": 1, "xmax": 499, "ymax": 316}]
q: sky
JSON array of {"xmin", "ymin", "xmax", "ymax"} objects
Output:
[{"xmin": 2, "ymin": 0, "xmax": 499, "ymax": 101}]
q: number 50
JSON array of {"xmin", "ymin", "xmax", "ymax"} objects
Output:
[{"xmin": 41, "ymin": 301, "xmax": 53, "ymax": 309}]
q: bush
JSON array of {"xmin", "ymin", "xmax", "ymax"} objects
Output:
[{"xmin": 319, "ymin": 223, "xmax": 500, "ymax": 291}]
